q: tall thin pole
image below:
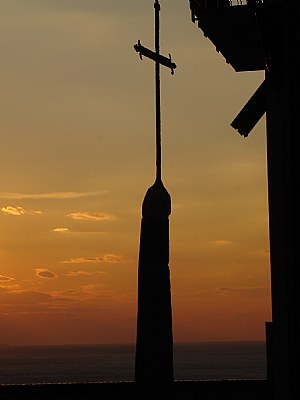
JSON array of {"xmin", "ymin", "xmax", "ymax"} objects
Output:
[
  {"xmin": 155, "ymin": 0, "xmax": 162, "ymax": 182},
  {"xmin": 134, "ymin": 3, "xmax": 174, "ymax": 398},
  {"xmin": 134, "ymin": 0, "xmax": 176, "ymax": 184}
]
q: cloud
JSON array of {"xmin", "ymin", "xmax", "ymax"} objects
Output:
[
  {"xmin": 212, "ymin": 240, "xmax": 233, "ymax": 246},
  {"xmin": 1, "ymin": 206, "xmax": 42, "ymax": 216},
  {"xmin": 52, "ymin": 227, "xmax": 107, "ymax": 234},
  {"xmin": 64, "ymin": 270, "xmax": 92, "ymax": 277},
  {"xmin": 0, "ymin": 275, "xmax": 15, "ymax": 282},
  {"xmin": 62, "ymin": 254, "xmax": 125, "ymax": 264},
  {"xmin": 35, "ymin": 268, "xmax": 57, "ymax": 279},
  {"xmin": 102, "ymin": 254, "xmax": 125, "ymax": 263},
  {"xmin": 67, "ymin": 212, "xmax": 116, "ymax": 221},
  {"xmin": 215, "ymin": 287, "xmax": 237, "ymax": 297},
  {"xmin": 215, "ymin": 287, "xmax": 270, "ymax": 298},
  {"xmin": 79, "ymin": 284, "xmax": 107, "ymax": 294},
  {"xmin": 52, "ymin": 228, "xmax": 69, "ymax": 233},
  {"xmin": 0, "ymin": 287, "xmax": 53, "ymax": 305},
  {"xmin": 0, "ymin": 191, "xmax": 107, "ymax": 200}
]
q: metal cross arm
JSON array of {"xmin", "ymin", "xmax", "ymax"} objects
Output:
[
  {"xmin": 133, "ymin": 0, "xmax": 176, "ymax": 183},
  {"xmin": 134, "ymin": 40, "xmax": 177, "ymax": 75}
]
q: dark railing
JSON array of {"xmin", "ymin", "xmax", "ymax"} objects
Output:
[
  {"xmin": 191, "ymin": 1, "xmax": 249, "ymax": 9},
  {"xmin": 190, "ymin": 1, "xmax": 265, "ymax": 23}
]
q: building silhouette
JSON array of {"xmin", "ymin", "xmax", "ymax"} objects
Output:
[{"xmin": 189, "ymin": 0, "xmax": 300, "ymax": 399}]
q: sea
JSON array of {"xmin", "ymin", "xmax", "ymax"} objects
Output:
[{"xmin": 0, "ymin": 342, "xmax": 266, "ymax": 385}]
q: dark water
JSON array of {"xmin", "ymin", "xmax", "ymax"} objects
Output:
[{"xmin": 0, "ymin": 341, "xmax": 266, "ymax": 384}]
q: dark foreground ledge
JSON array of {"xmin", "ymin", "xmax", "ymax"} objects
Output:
[{"xmin": 0, "ymin": 380, "xmax": 271, "ymax": 400}]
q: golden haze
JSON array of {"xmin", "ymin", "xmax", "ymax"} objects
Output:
[{"xmin": 0, "ymin": 0, "xmax": 270, "ymax": 345}]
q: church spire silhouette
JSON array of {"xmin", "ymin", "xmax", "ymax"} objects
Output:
[{"xmin": 134, "ymin": 1, "xmax": 176, "ymax": 398}]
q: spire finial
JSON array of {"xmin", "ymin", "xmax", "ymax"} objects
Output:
[{"xmin": 133, "ymin": 1, "xmax": 176, "ymax": 182}]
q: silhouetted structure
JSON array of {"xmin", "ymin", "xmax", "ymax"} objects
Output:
[
  {"xmin": 189, "ymin": 0, "xmax": 300, "ymax": 399},
  {"xmin": 133, "ymin": 1, "xmax": 176, "ymax": 399},
  {"xmin": 135, "ymin": 180, "xmax": 173, "ymax": 399},
  {"xmin": 3, "ymin": 2, "xmax": 297, "ymax": 400}
]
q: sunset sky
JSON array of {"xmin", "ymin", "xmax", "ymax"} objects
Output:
[{"xmin": 0, "ymin": 0, "xmax": 270, "ymax": 345}]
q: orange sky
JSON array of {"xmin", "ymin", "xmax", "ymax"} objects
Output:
[{"xmin": 0, "ymin": 0, "xmax": 270, "ymax": 345}]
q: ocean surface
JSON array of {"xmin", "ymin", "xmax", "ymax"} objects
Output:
[{"xmin": 0, "ymin": 342, "xmax": 266, "ymax": 385}]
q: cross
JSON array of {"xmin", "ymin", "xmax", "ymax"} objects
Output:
[{"xmin": 134, "ymin": 0, "xmax": 177, "ymax": 182}]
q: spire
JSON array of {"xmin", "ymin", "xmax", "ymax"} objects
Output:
[{"xmin": 133, "ymin": 2, "xmax": 176, "ymax": 399}]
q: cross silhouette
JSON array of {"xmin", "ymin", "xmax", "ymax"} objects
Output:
[{"xmin": 134, "ymin": 0, "xmax": 177, "ymax": 182}]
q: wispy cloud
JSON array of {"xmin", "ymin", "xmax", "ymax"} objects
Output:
[
  {"xmin": 52, "ymin": 227, "xmax": 70, "ymax": 233},
  {"xmin": 1, "ymin": 206, "xmax": 42, "ymax": 216},
  {"xmin": 35, "ymin": 268, "xmax": 57, "ymax": 279},
  {"xmin": 0, "ymin": 288, "xmax": 53, "ymax": 305},
  {"xmin": 62, "ymin": 254, "xmax": 125, "ymax": 264},
  {"xmin": 52, "ymin": 228, "xmax": 107, "ymax": 234},
  {"xmin": 215, "ymin": 287, "xmax": 237, "ymax": 297},
  {"xmin": 79, "ymin": 284, "xmax": 107, "ymax": 294},
  {"xmin": 64, "ymin": 270, "xmax": 92, "ymax": 277},
  {"xmin": 0, "ymin": 191, "xmax": 107, "ymax": 200},
  {"xmin": 67, "ymin": 212, "xmax": 116, "ymax": 221},
  {"xmin": 211, "ymin": 240, "xmax": 233, "ymax": 246},
  {"xmin": 0, "ymin": 274, "xmax": 15, "ymax": 282},
  {"xmin": 215, "ymin": 286, "xmax": 270, "ymax": 298}
]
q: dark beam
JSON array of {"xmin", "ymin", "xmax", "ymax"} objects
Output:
[
  {"xmin": 231, "ymin": 80, "xmax": 266, "ymax": 137},
  {"xmin": 134, "ymin": 41, "xmax": 177, "ymax": 74}
]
